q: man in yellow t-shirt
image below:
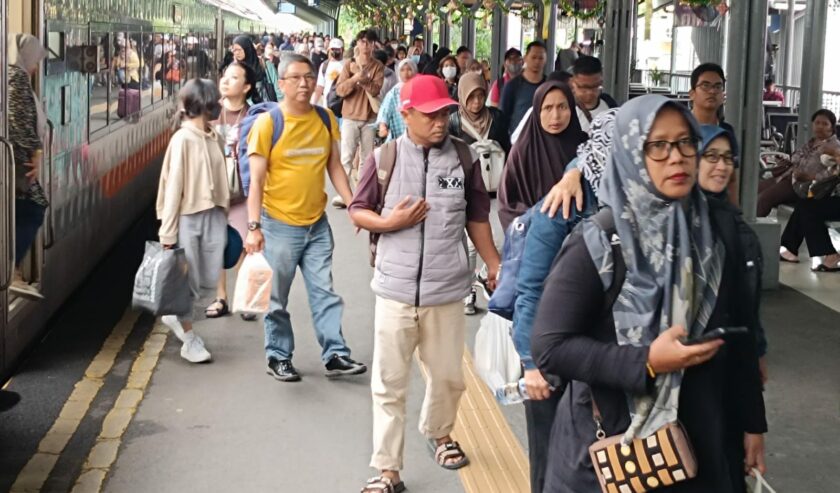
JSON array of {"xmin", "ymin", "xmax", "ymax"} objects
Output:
[{"xmin": 245, "ymin": 53, "xmax": 365, "ymax": 383}]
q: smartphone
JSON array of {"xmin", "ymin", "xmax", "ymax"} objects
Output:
[{"xmin": 682, "ymin": 326, "xmax": 748, "ymax": 346}]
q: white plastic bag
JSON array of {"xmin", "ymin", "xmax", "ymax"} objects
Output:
[
  {"xmin": 232, "ymin": 253, "xmax": 273, "ymax": 314},
  {"xmin": 474, "ymin": 313, "xmax": 521, "ymax": 392},
  {"xmin": 748, "ymin": 469, "xmax": 777, "ymax": 493}
]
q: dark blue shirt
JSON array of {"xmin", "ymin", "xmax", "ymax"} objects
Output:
[{"xmin": 499, "ymin": 75, "xmax": 545, "ymax": 136}]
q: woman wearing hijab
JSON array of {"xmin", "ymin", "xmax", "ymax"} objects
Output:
[
  {"xmin": 698, "ymin": 125, "xmax": 770, "ymax": 491},
  {"xmin": 531, "ymin": 96, "xmax": 767, "ymax": 492},
  {"xmin": 512, "ymin": 108, "xmax": 616, "ymax": 493},
  {"xmin": 448, "ymin": 72, "xmax": 510, "ymax": 154},
  {"xmin": 376, "ymin": 58, "xmax": 418, "ymax": 142},
  {"xmin": 229, "ymin": 35, "xmax": 275, "ymax": 102},
  {"xmin": 8, "ymin": 33, "xmax": 49, "ymax": 299},
  {"xmin": 497, "ymin": 80, "xmax": 587, "ymax": 231},
  {"xmin": 449, "ymin": 72, "xmax": 511, "ymax": 314}
]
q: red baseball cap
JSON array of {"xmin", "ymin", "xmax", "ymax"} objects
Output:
[{"xmin": 400, "ymin": 75, "xmax": 458, "ymax": 113}]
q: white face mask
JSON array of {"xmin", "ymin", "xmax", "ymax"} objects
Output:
[
  {"xmin": 442, "ymin": 66, "xmax": 457, "ymax": 80},
  {"xmin": 390, "ymin": 43, "xmax": 399, "ymax": 50}
]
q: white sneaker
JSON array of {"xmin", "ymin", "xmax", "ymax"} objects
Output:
[
  {"xmin": 331, "ymin": 195, "xmax": 347, "ymax": 209},
  {"xmin": 464, "ymin": 288, "xmax": 477, "ymax": 316},
  {"xmin": 180, "ymin": 332, "xmax": 212, "ymax": 363},
  {"xmin": 161, "ymin": 315, "xmax": 187, "ymax": 343},
  {"xmin": 9, "ymin": 280, "xmax": 44, "ymax": 300}
]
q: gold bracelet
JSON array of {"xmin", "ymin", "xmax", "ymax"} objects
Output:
[{"xmin": 646, "ymin": 362, "xmax": 656, "ymax": 379}]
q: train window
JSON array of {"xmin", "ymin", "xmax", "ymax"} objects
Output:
[
  {"xmin": 89, "ymin": 32, "xmax": 110, "ymax": 135},
  {"xmin": 109, "ymin": 32, "xmax": 127, "ymax": 124},
  {"xmin": 151, "ymin": 33, "xmax": 165, "ymax": 103},
  {"xmin": 47, "ymin": 31, "xmax": 65, "ymax": 60}
]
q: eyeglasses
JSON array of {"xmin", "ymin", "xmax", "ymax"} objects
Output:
[
  {"xmin": 282, "ymin": 73, "xmax": 316, "ymax": 84},
  {"xmin": 701, "ymin": 150, "xmax": 735, "ymax": 166},
  {"xmin": 644, "ymin": 138, "xmax": 698, "ymax": 161},
  {"xmin": 696, "ymin": 82, "xmax": 725, "ymax": 93}
]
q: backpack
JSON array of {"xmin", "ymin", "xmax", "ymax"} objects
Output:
[
  {"xmin": 368, "ymin": 137, "xmax": 475, "ymax": 267},
  {"xmin": 237, "ymin": 102, "xmax": 331, "ymax": 197},
  {"xmin": 487, "ymin": 191, "xmax": 601, "ymax": 321},
  {"xmin": 707, "ymin": 198, "xmax": 767, "ymax": 356},
  {"xmin": 591, "ymin": 208, "xmax": 626, "ymax": 313},
  {"xmin": 326, "ymin": 76, "xmax": 343, "ymax": 117},
  {"xmin": 459, "ymin": 117, "xmax": 506, "ymax": 193},
  {"xmin": 487, "ymin": 208, "xmax": 535, "ymax": 320}
]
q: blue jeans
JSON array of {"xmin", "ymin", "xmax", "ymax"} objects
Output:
[
  {"xmin": 262, "ymin": 213, "xmax": 350, "ymax": 363},
  {"xmin": 15, "ymin": 198, "xmax": 46, "ymax": 267}
]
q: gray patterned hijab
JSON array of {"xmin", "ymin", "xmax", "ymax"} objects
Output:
[{"xmin": 582, "ymin": 95, "xmax": 725, "ymax": 442}]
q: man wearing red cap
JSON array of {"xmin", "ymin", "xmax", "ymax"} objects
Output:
[{"xmin": 349, "ymin": 75, "xmax": 501, "ymax": 493}]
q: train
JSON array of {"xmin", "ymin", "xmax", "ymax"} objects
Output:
[{"xmin": 0, "ymin": 0, "xmax": 289, "ymax": 381}]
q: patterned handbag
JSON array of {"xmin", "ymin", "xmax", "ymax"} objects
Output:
[{"xmin": 588, "ymin": 394, "xmax": 697, "ymax": 493}]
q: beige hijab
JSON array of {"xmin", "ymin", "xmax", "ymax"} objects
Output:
[
  {"xmin": 8, "ymin": 33, "xmax": 48, "ymax": 139},
  {"xmin": 457, "ymin": 72, "xmax": 492, "ymax": 138}
]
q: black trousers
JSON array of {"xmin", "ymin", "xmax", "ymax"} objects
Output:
[
  {"xmin": 524, "ymin": 391, "xmax": 562, "ymax": 493},
  {"xmin": 780, "ymin": 196, "xmax": 840, "ymax": 257}
]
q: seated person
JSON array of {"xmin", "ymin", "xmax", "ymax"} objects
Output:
[{"xmin": 757, "ymin": 109, "xmax": 840, "ymax": 217}]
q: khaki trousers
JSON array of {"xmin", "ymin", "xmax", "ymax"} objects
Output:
[
  {"xmin": 340, "ymin": 118, "xmax": 375, "ymax": 188},
  {"xmin": 370, "ymin": 296, "xmax": 466, "ymax": 471}
]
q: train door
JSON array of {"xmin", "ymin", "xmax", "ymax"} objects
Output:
[
  {"xmin": 5, "ymin": 0, "xmax": 46, "ymax": 311},
  {"xmin": 1, "ymin": 0, "xmax": 11, "ymax": 376}
]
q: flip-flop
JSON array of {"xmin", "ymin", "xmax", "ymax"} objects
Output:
[
  {"xmin": 429, "ymin": 439, "xmax": 470, "ymax": 470},
  {"xmin": 779, "ymin": 255, "xmax": 799, "ymax": 263}
]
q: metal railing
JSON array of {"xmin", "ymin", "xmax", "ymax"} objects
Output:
[
  {"xmin": 631, "ymin": 70, "xmax": 692, "ymax": 94},
  {"xmin": 777, "ymin": 84, "xmax": 840, "ymax": 115}
]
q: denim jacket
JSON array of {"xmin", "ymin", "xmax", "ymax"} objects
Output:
[{"xmin": 512, "ymin": 178, "xmax": 596, "ymax": 370}]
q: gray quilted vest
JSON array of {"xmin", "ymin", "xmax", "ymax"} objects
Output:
[{"xmin": 372, "ymin": 135, "xmax": 475, "ymax": 307}]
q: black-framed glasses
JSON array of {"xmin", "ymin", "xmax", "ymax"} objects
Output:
[
  {"xmin": 643, "ymin": 138, "xmax": 699, "ymax": 161},
  {"xmin": 696, "ymin": 81, "xmax": 725, "ymax": 93},
  {"xmin": 701, "ymin": 150, "xmax": 735, "ymax": 166}
]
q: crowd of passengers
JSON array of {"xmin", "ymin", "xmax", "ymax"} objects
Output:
[{"xmin": 8, "ymin": 26, "xmax": 840, "ymax": 492}]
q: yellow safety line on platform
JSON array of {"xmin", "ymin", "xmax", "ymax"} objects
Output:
[
  {"xmin": 10, "ymin": 311, "xmax": 139, "ymax": 493},
  {"xmin": 418, "ymin": 347, "xmax": 530, "ymax": 493},
  {"xmin": 71, "ymin": 321, "xmax": 169, "ymax": 493}
]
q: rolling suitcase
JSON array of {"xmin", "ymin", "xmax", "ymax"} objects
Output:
[{"xmin": 117, "ymin": 88, "xmax": 141, "ymax": 118}]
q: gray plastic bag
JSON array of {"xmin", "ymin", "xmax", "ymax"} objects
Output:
[{"xmin": 132, "ymin": 241, "xmax": 192, "ymax": 316}]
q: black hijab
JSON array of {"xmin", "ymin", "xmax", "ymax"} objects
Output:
[
  {"xmin": 233, "ymin": 36, "xmax": 265, "ymax": 80},
  {"xmin": 498, "ymin": 80, "xmax": 588, "ymax": 230}
]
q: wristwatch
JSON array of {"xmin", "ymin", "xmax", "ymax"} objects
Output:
[{"xmin": 247, "ymin": 221, "xmax": 261, "ymax": 231}]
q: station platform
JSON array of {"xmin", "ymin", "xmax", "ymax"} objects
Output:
[{"xmin": 1, "ymin": 201, "xmax": 839, "ymax": 492}]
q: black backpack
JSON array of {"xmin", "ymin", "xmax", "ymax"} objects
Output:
[{"xmin": 326, "ymin": 76, "xmax": 343, "ymax": 118}]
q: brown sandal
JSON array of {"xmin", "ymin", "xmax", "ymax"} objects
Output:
[
  {"xmin": 430, "ymin": 440, "xmax": 470, "ymax": 470},
  {"xmin": 360, "ymin": 476, "xmax": 406, "ymax": 493}
]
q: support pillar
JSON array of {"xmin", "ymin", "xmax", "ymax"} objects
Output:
[
  {"xmin": 462, "ymin": 16, "xmax": 476, "ymax": 52},
  {"xmin": 797, "ymin": 0, "xmax": 828, "ymax": 146},
  {"xmin": 601, "ymin": 0, "xmax": 621, "ymax": 96},
  {"xmin": 602, "ymin": 0, "xmax": 633, "ymax": 101},
  {"xmin": 725, "ymin": 0, "xmax": 778, "ymax": 288},
  {"xmin": 545, "ymin": 0, "xmax": 559, "ymax": 74},
  {"xmin": 613, "ymin": 0, "xmax": 635, "ymax": 102},
  {"xmin": 784, "ymin": 0, "xmax": 795, "ymax": 88},
  {"xmin": 490, "ymin": 6, "xmax": 509, "ymax": 80}
]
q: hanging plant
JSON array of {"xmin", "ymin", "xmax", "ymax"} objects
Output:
[{"xmin": 559, "ymin": 0, "xmax": 605, "ymax": 20}]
